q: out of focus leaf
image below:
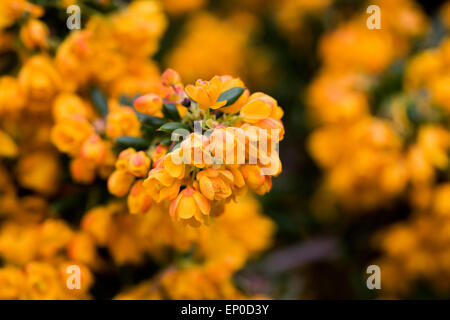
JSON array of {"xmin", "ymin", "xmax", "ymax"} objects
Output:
[
  {"xmin": 90, "ymin": 87, "xmax": 109, "ymax": 116},
  {"xmin": 163, "ymin": 103, "xmax": 181, "ymax": 121},
  {"xmin": 137, "ymin": 113, "xmax": 167, "ymax": 131},
  {"xmin": 115, "ymin": 136, "xmax": 149, "ymax": 150}
]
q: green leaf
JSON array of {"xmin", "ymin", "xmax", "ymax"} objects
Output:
[
  {"xmin": 158, "ymin": 122, "xmax": 189, "ymax": 132},
  {"xmin": 163, "ymin": 103, "xmax": 181, "ymax": 121},
  {"xmin": 115, "ymin": 136, "xmax": 149, "ymax": 150},
  {"xmin": 119, "ymin": 95, "xmax": 133, "ymax": 107},
  {"xmin": 217, "ymin": 87, "xmax": 244, "ymax": 108},
  {"xmin": 137, "ymin": 113, "xmax": 167, "ymax": 130},
  {"xmin": 90, "ymin": 87, "xmax": 108, "ymax": 117}
]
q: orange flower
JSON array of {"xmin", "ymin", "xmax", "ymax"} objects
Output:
[
  {"xmin": 107, "ymin": 169, "xmax": 135, "ymax": 197},
  {"xmin": 115, "ymin": 148, "xmax": 136, "ymax": 171},
  {"xmin": 240, "ymin": 92, "xmax": 283, "ymax": 123},
  {"xmin": 254, "ymin": 117, "xmax": 285, "ymax": 141},
  {"xmin": 0, "ymin": 267, "xmax": 25, "ymax": 299},
  {"xmin": 128, "ymin": 151, "xmax": 150, "ymax": 177},
  {"xmin": 67, "ymin": 232, "xmax": 99, "ymax": 269},
  {"xmin": 37, "ymin": 219, "xmax": 73, "ymax": 259},
  {"xmin": 0, "ymin": 76, "xmax": 25, "ymax": 113},
  {"xmin": 52, "ymin": 93, "xmax": 91, "ymax": 122},
  {"xmin": 51, "ymin": 116, "xmax": 93, "ymax": 155},
  {"xmin": 18, "ymin": 55, "xmax": 62, "ymax": 112},
  {"xmin": 134, "ymin": 93, "xmax": 163, "ymax": 115},
  {"xmin": 150, "ymin": 145, "xmax": 168, "ymax": 166},
  {"xmin": 185, "ymin": 76, "xmax": 226, "ymax": 110},
  {"xmin": 163, "ymin": 149, "xmax": 186, "ymax": 179},
  {"xmin": 19, "ymin": 18, "xmax": 49, "ymax": 50},
  {"xmin": 161, "ymin": 68, "xmax": 182, "ymax": 86},
  {"xmin": 169, "ymin": 186, "xmax": 211, "ymax": 227},
  {"xmin": 81, "ymin": 206, "xmax": 113, "ymax": 246},
  {"xmin": 80, "ymin": 133, "xmax": 106, "ymax": 164},
  {"xmin": 70, "ymin": 157, "xmax": 96, "ymax": 184},
  {"xmin": 241, "ymin": 164, "xmax": 272, "ymax": 195},
  {"xmin": 143, "ymin": 168, "xmax": 181, "ymax": 203},
  {"xmin": 127, "ymin": 180, "xmax": 153, "ymax": 214},
  {"xmin": 24, "ymin": 262, "xmax": 61, "ymax": 300},
  {"xmin": 106, "ymin": 106, "xmax": 141, "ymax": 139},
  {"xmin": 196, "ymin": 168, "xmax": 234, "ymax": 201},
  {"xmin": 17, "ymin": 150, "xmax": 61, "ymax": 195}
]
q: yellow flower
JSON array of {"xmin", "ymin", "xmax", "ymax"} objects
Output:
[
  {"xmin": 18, "ymin": 55, "xmax": 63, "ymax": 112},
  {"xmin": 0, "ymin": 223, "xmax": 38, "ymax": 265},
  {"xmin": 134, "ymin": 93, "xmax": 163, "ymax": 115},
  {"xmin": 16, "ymin": 150, "xmax": 61, "ymax": 195},
  {"xmin": 106, "ymin": 106, "xmax": 141, "ymax": 139},
  {"xmin": 0, "ymin": 76, "xmax": 25, "ymax": 113},
  {"xmin": 163, "ymin": 149, "xmax": 186, "ymax": 179},
  {"xmin": 81, "ymin": 206, "xmax": 113, "ymax": 246},
  {"xmin": 24, "ymin": 262, "xmax": 61, "ymax": 300},
  {"xmin": 128, "ymin": 151, "xmax": 151, "ymax": 177},
  {"xmin": 19, "ymin": 18, "xmax": 49, "ymax": 50},
  {"xmin": 70, "ymin": 157, "xmax": 97, "ymax": 184},
  {"xmin": 150, "ymin": 145, "xmax": 168, "ymax": 166},
  {"xmin": 185, "ymin": 76, "xmax": 227, "ymax": 110},
  {"xmin": 115, "ymin": 148, "xmax": 136, "ymax": 171},
  {"xmin": 161, "ymin": 68, "xmax": 182, "ymax": 87},
  {"xmin": 240, "ymin": 92, "xmax": 283, "ymax": 123},
  {"xmin": 127, "ymin": 180, "xmax": 153, "ymax": 214},
  {"xmin": 0, "ymin": 0, "xmax": 43, "ymax": 29},
  {"xmin": 37, "ymin": 219, "xmax": 73, "ymax": 259},
  {"xmin": 143, "ymin": 167, "xmax": 181, "ymax": 203},
  {"xmin": 0, "ymin": 267, "xmax": 25, "ymax": 300},
  {"xmin": 169, "ymin": 186, "xmax": 211, "ymax": 227},
  {"xmin": 107, "ymin": 169, "xmax": 135, "ymax": 197},
  {"xmin": 51, "ymin": 116, "xmax": 93, "ymax": 155},
  {"xmin": 81, "ymin": 134, "xmax": 106, "ymax": 165},
  {"xmin": 254, "ymin": 117, "xmax": 285, "ymax": 141},
  {"xmin": 67, "ymin": 232, "xmax": 100, "ymax": 269},
  {"xmin": 196, "ymin": 168, "xmax": 234, "ymax": 201},
  {"xmin": 417, "ymin": 125, "xmax": 450, "ymax": 169},
  {"xmin": 241, "ymin": 164, "xmax": 272, "ymax": 195},
  {"xmin": 52, "ymin": 93, "xmax": 91, "ymax": 122},
  {"xmin": 433, "ymin": 184, "xmax": 450, "ymax": 216}
]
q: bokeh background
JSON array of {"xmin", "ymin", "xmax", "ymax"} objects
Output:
[{"xmin": 1, "ymin": 0, "xmax": 450, "ymax": 299}]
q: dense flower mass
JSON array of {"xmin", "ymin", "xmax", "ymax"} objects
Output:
[
  {"xmin": 306, "ymin": 0, "xmax": 450, "ymax": 298},
  {"xmin": 102, "ymin": 69, "xmax": 285, "ymax": 227},
  {"xmin": 3, "ymin": 0, "xmax": 450, "ymax": 301},
  {"xmin": 0, "ymin": 0, "xmax": 282, "ymax": 300}
]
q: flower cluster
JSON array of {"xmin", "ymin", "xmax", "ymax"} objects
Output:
[
  {"xmin": 107, "ymin": 69, "xmax": 284, "ymax": 227},
  {"xmin": 307, "ymin": 0, "xmax": 428, "ymax": 211},
  {"xmin": 0, "ymin": 0, "xmax": 280, "ymax": 300},
  {"xmin": 307, "ymin": 0, "xmax": 450, "ymax": 297}
]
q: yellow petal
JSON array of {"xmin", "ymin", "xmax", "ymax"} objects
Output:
[
  {"xmin": 178, "ymin": 197, "xmax": 196, "ymax": 219},
  {"xmin": 241, "ymin": 100, "xmax": 272, "ymax": 123}
]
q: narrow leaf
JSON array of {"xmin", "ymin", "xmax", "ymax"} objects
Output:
[
  {"xmin": 217, "ymin": 87, "xmax": 244, "ymax": 107},
  {"xmin": 115, "ymin": 136, "xmax": 149, "ymax": 150},
  {"xmin": 90, "ymin": 87, "xmax": 108, "ymax": 116},
  {"xmin": 163, "ymin": 103, "xmax": 181, "ymax": 121},
  {"xmin": 158, "ymin": 122, "xmax": 189, "ymax": 132}
]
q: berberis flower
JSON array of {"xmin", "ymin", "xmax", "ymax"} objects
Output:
[{"xmin": 106, "ymin": 69, "xmax": 284, "ymax": 227}]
